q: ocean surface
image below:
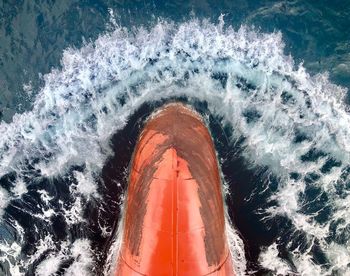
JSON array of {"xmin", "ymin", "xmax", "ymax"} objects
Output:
[{"xmin": 0, "ymin": 1, "xmax": 350, "ymax": 275}]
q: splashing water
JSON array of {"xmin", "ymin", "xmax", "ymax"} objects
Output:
[{"xmin": 0, "ymin": 17, "xmax": 349, "ymax": 275}]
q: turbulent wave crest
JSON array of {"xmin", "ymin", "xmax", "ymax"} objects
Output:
[{"xmin": 0, "ymin": 17, "xmax": 349, "ymax": 275}]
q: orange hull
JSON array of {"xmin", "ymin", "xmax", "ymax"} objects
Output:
[{"xmin": 115, "ymin": 103, "xmax": 234, "ymax": 275}]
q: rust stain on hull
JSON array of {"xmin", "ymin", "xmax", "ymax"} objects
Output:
[{"xmin": 115, "ymin": 103, "xmax": 234, "ymax": 275}]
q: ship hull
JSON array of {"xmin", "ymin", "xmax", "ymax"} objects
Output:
[{"xmin": 115, "ymin": 103, "xmax": 234, "ymax": 275}]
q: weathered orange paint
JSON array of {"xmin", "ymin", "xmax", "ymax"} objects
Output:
[{"xmin": 115, "ymin": 103, "xmax": 234, "ymax": 275}]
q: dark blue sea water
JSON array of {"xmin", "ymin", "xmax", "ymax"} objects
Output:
[{"xmin": 0, "ymin": 1, "xmax": 350, "ymax": 275}]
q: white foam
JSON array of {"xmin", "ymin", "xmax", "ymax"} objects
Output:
[
  {"xmin": 38, "ymin": 190, "xmax": 53, "ymax": 205},
  {"xmin": 62, "ymin": 197, "xmax": 85, "ymax": 225},
  {"xmin": 326, "ymin": 243, "xmax": 350, "ymax": 275},
  {"xmin": 0, "ymin": 241, "xmax": 22, "ymax": 276},
  {"xmin": 0, "ymin": 187, "xmax": 10, "ymax": 217},
  {"xmin": 23, "ymin": 82, "xmax": 33, "ymax": 96},
  {"xmin": 32, "ymin": 238, "xmax": 94, "ymax": 276},
  {"xmin": 225, "ymin": 215, "xmax": 247, "ymax": 275},
  {"xmin": 12, "ymin": 178, "xmax": 28, "ymax": 197},
  {"xmin": 28, "ymin": 235, "xmax": 56, "ymax": 265},
  {"xmin": 259, "ymin": 243, "xmax": 293, "ymax": 275},
  {"xmin": 64, "ymin": 239, "xmax": 93, "ymax": 276},
  {"xmin": 291, "ymin": 252, "xmax": 326, "ymax": 276},
  {"xmin": 73, "ymin": 170, "xmax": 98, "ymax": 199},
  {"xmin": 35, "ymin": 255, "xmax": 61, "ymax": 276},
  {"xmin": 103, "ymin": 197, "xmax": 125, "ymax": 276}
]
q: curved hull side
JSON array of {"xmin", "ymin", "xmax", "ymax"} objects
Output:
[{"xmin": 115, "ymin": 103, "xmax": 234, "ymax": 275}]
